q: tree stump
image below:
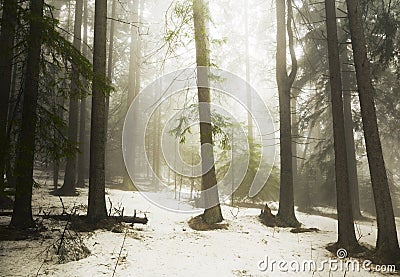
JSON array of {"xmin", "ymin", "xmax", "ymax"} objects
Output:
[{"xmin": 259, "ymin": 203, "xmax": 276, "ymax": 227}]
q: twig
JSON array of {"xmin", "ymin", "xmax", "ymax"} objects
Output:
[
  {"xmin": 35, "ymin": 260, "xmax": 45, "ymax": 277},
  {"xmin": 108, "ymin": 197, "xmax": 113, "ymax": 216},
  {"xmin": 112, "ymin": 228, "xmax": 128, "ymax": 277},
  {"xmin": 230, "ymin": 207, "xmax": 239, "ymax": 219},
  {"xmin": 57, "ymin": 205, "xmax": 76, "ymax": 255},
  {"xmin": 59, "ymin": 196, "xmax": 66, "ymax": 215}
]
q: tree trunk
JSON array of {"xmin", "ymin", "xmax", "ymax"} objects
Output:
[
  {"xmin": 53, "ymin": 95, "xmax": 65, "ymax": 190},
  {"xmin": 151, "ymin": 107, "xmax": 161, "ymax": 190},
  {"xmin": 87, "ymin": 0, "xmax": 108, "ymax": 222},
  {"xmin": 244, "ymin": 0, "xmax": 253, "ymax": 142},
  {"xmin": 10, "ymin": 0, "xmax": 44, "ymax": 229},
  {"xmin": 0, "ymin": 0, "xmax": 17, "ymax": 193},
  {"xmin": 276, "ymin": 0, "xmax": 300, "ymax": 227},
  {"xmin": 76, "ymin": 0, "xmax": 90, "ymax": 188},
  {"xmin": 123, "ymin": 0, "xmax": 140, "ymax": 188},
  {"xmin": 346, "ymin": 0, "xmax": 400, "ymax": 262},
  {"xmin": 106, "ymin": 0, "xmax": 117, "ymax": 123},
  {"xmin": 193, "ymin": 0, "xmax": 223, "ymax": 224},
  {"xmin": 52, "ymin": 0, "xmax": 67, "ymax": 191},
  {"xmin": 291, "ymin": 97, "xmax": 298, "ymax": 187},
  {"xmin": 104, "ymin": 0, "xmax": 116, "ymax": 183},
  {"xmin": 325, "ymin": 0, "xmax": 360, "ymax": 251},
  {"xmin": 341, "ymin": 56, "xmax": 362, "ymax": 219},
  {"xmin": 60, "ymin": 0, "xmax": 84, "ymax": 195}
]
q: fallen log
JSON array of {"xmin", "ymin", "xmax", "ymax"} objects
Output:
[{"xmin": 120, "ymin": 216, "xmax": 148, "ymax": 225}]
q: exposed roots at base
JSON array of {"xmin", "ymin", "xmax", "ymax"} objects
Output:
[{"xmin": 188, "ymin": 215, "xmax": 228, "ymax": 231}]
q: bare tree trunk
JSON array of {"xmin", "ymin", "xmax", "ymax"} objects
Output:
[
  {"xmin": 10, "ymin": 0, "xmax": 44, "ymax": 229},
  {"xmin": 152, "ymin": 107, "xmax": 161, "ymax": 190},
  {"xmin": 87, "ymin": 0, "xmax": 108, "ymax": 222},
  {"xmin": 106, "ymin": 0, "xmax": 117, "ymax": 129},
  {"xmin": 325, "ymin": 0, "xmax": 360, "ymax": 252},
  {"xmin": 276, "ymin": 0, "xmax": 300, "ymax": 227},
  {"xmin": 193, "ymin": 0, "xmax": 223, "ymax": 224},
  {"xmin": 76, "ymin": 0, "xmax": 90, "ymax": 188},
  {"xmin": 0, "ymin": 0, "xmax": 17, "ymax": 193},
  {"xmin": 123, "ymin": 0, "xmax": 140, "ymax": 188},
  {"xmin": 346, "ymin": 0, "xmax": 400, "ymax": 262},
  {"xmin": 105, "ymin": 0, "xmax": 116, "ymax": 136},
  {"xmin": 53, "ymin": 95, "xmax": 65, "ymax": 190},
  {"xmin": 105, "ymin": 0, "xmax": 116, "ymax": 183},
  {"xmin": 244, "ymin": 0, "xmax": 253, "ymax": 141},
  {"xmin": 60, "ymin": 0, "xmax": 84, "ymax": 195},
  {"xmin": 52, "ymin": 0, "xmax": 68, "ymax": 190},
  {"xmin": 341, "ymin": 56, "xmax": 362, "ymax": 219},
  {"xmin": 291, "ymin": 97, "xmax": 298, "ymax": 186}
]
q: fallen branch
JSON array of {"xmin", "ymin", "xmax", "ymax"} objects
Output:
[
  {"xmin": 57, "ymin": 206, "xmax": 76, "ymax": 255},
  {"xmin": 120, "ymin": 210, "xmax": 148, "ymax": 225}
]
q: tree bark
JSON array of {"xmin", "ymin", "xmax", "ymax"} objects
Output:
[
  {"xmin": 291, "ymin": 97, "xmax": 298, "ymax": 187},
  {"xmin": 346, "ymin": 0, "xmax": 400, "ymax": 262},
  {"xmin": 325, "ymin": 0, "xmax": 359, "ymax": 251},
  {"xmin": 104, "ymin": 0, "xmax": 117, "ymax": 183},
  {"xmin": 87, "ymin": 0, "xmax": 108, "ymax": 222},
  {"xmin": 76, "ymin": 0, "xmax": 90, "ymax": 188},
  {"xmin": 123, "ymin": 0, "xmax": 141, "ymax": 188},
  {"xmin": 60, "ymin": 0, "xmax": 84, "ymax": 195},
  {"xmin": 276, "ymin": 0, "xmax": 300, "ymax": 227},
  {"xmin": 10, "ymin": 0, "xmax": 44, "ymax": 229},
  {"xmin": 51, "ymin": 0, "xmax": 67, "ymax": 191},
  {"xmin": 105, "ymin": 0, "xmax": 116, "ymax": 138},
  {"xmin": 0, "ymin": 0, "xmax": 18, "ymax": 193},
  {"xmin": 193, "ymin": 0, "xmax": 223, "ymax": 224},
  {"xmin": 244, "ymin": 0, "xmax": 253, "ymax": 142},
  {"xmin": 341, "ymin": 56, "xmax": 362, "ymax": 219}
]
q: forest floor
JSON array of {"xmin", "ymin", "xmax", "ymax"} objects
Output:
[{"xmin": 0, "ymin": 171, "xmax": 399, "ymax": 277}]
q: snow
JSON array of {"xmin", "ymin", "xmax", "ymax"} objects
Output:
[{"xmin": 0, "ymin": 178, "xmax": 398, "ymax": 277}]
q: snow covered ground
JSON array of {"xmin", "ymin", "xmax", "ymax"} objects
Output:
[{"xmin": 0, "ymin": 175, "xmax": 399, "ymax": 277}]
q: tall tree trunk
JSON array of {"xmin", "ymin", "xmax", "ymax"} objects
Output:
[
  {"xmin": 105, "ymin": 0, "xmax": 116, "ymax": 137},
  {"xmin": 105, "ymin": 0, "xmax": 116, "ymax": 183},
  {"xmin": 0, "ymin": 0, "xmax": 17, "ymax": 193},
  {"xmin": 87, "ymin": 0, "xmax": 108, "ymax": 222},
  {"xmin": 276, "ymin": 0, "xmax": 299, "ymax": 227},
  {"xmin": 123, "ymin": 0, "xmax": 141, "ymax": 188},
  {"xmin": 341, "ymin": 55, "xmax": 362, "ymax": 219},
  {"xmin": 10, "ymin": 0, "xmax": 44, "ymax": 229},
  {"xmin": 53, "ymin": 96, "xmax": 65, "ymax": 190},
  {"xmin": 325, "ymin": 0, "xmax": 360, "ymax": 252},
  {"xmin": 151, "ymin": 107, "xmax": 161, "ymax": 190},
  {"xmin": 60, "ymin": 0, "xmax": 84, "ymax": 195},
  {"xmin": 291, "ymin": 97, "xmax": 298, "ymax": 187},
  {"xmin": 346, "ymin": 0, "xmax": 400, "ymax": 262},
  {"xmin": 52, "ymin": 0, "xmax": 68, "ymax": 190},
  {"xmin": 127, "ymin": 0, "xmax": 140, "ymax": 109},
  {"xmin": 193, "ymin": 0, "xmax": 223, "ymax": 224},
  {"xmin": 244, "ymin": 0, "xmax": 253, "ymax": 141},
  {"xmin": 76, "ymin": 0, "xmax": 90, "ymax": 188}
]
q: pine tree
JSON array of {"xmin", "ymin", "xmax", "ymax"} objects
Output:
[
  {"xmin": 0, "ymin": 0, "xmax": 18, "ymax": 194},
  {"xmin": 10, "ymin": 0, "xmax": 44, "ymax": 229},
  {"xmin": 325, "ymin": 0, "xmax": 360, "ymax": 252},
  {"xmin": 346, "ymin": 0, "xmax": 400, "ymax": 263}
]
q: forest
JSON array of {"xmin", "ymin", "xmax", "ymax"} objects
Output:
[{"xmin": 0, "ymin": 0, "xmax": 400, "ymax": 276}]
